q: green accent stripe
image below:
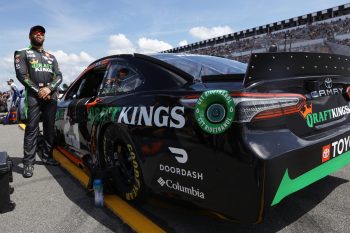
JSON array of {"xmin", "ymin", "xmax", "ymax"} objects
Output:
[
  {"xmin": 271, "ymin": 150, "xmax": 350, "ymax": 206},
  {"xmin": 24, "ymin": 90, "xmax": 28, "ymax": 119}
]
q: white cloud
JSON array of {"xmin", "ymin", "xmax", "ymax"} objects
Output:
[
  {"xmin": 0, "ymin": 54, "xmax": 16, "ymax": 91},
  {"xmin": 0, "ymin": 50, "xmax": 95, "ymax": 91},
  {"xmin": 179, "ymin": 40, "xmax": 188, "ymax": 46},
  {"xmin": 108, "ymin": 34, "xmax": 136, "ymax": 55},
  {"xmin": 50, "ymin": 50, "xmax": 95, "ymax": 85},
  {"xmin": 137, "ymin": 38, "xmax": 173, "ymax": 53},
  {"xmin": 189, "ymin": 26, "xmax": 233, "ymax": 40},
  {"xmin": 108, "ymin": 34, "xmax": 173, "ymax": 54}
]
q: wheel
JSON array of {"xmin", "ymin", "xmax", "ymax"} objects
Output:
[{"xmin": 102, "ymin": 124, "xmax": 146, "ymax": 202}]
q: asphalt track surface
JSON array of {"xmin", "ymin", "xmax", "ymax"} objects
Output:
[{"xmin": 0, "ymin": 123, "xmax": 350, "ymax": 232}]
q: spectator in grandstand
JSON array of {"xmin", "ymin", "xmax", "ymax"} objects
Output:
[
  {"xmin": 269, "ymin": 44, "xmax": 278, "ymax": 52},
  {"xmin": 188, "ymin": 17, "xmax": 350, "ymax": 61}
]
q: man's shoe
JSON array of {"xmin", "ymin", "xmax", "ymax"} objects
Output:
[
  {"xmin": 23, "ymin": 164, "xmax": 34, "ymax": 178},
  {"xmin": 42, "ymin": 157, "xmax": 59, "ymax": 166}
]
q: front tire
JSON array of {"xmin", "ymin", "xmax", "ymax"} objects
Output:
[{"xmin": 102, "ymin": 124, "xmax": 146, "ymax": 202}]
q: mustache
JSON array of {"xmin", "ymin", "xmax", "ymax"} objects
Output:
[{"xmin": 30, "ymin": 38, "xmax": 44, "ymax": 47}]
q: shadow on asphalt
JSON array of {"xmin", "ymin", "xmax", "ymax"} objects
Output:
[
  {"xmin": 137, "ymin": 175, "xmax": 348, "ymax": 233},
  {"xmin": 11, "ymin": 157, "xmax": 47, "ymax": 176},
  {"xmin": 10, "ymin": 156, "xmax": 132, "ymax": 233},
  {"xmin": 10, "ymin": 154, "xmax": 348, "ymax": 233}
]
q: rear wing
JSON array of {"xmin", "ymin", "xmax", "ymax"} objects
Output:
[{"xmin": 243, "ymin": 52, "xmax": 350, "ymax": 87}]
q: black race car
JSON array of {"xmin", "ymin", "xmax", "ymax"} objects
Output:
[{"xmin": 54, "ymin": 52, "xmax": 350, "ymax": 223}]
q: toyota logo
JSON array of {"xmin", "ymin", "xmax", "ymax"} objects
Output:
[{"xmin": 324, "ymin": 78, "xmax": 332, "ymax": 89}]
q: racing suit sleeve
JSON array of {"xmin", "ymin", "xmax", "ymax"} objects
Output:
[
  {"xmin": 14, "ymin": 50, "xmax": 40, "ymax": 93},
  {"xmin": 47, "ymin": 57, "xmax": 63, "ymax": 92}
]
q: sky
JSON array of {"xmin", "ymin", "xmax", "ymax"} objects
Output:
[{"xmin": 0, "ymin": 0, "xmax": 349, "ymax": 91}]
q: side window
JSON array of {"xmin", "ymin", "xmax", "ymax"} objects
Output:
[
  {"xmin": 65, "ymin": 67, "xmax": 107, "ymax": 100},
  {"xmin": 100, "ymin": 63, "xmax": 143, "ymax": 95}
]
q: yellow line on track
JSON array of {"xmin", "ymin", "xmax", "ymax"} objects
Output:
[
  {"xmin": 53, "ymin": 149, "xmax": 165, "ymax": 233},
  {"xmin": 53, "ymin": 150, "xmax": 89, "ymax": 187}
]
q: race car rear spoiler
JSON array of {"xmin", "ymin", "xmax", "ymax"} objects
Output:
[{"xmin": 243, "ymin": 52, "xmax": 350, "ymax": 87}]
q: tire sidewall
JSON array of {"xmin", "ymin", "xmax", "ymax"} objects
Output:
[{"xmin": 103, "ymin": 124, "xmax": 145, "ymax": 202}]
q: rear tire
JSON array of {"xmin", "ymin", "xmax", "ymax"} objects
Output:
[{"xmin": 102, "ymin": 124, "xmax": 146, "ymax": 202}]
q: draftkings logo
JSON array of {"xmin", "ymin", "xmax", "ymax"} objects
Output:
[{"xmin": 300, "ymin": 103, "xmax": 350, "ymax": 128}]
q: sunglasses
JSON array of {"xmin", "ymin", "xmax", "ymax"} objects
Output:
[{"xmin": 31, "ymin": 31, "xmax": 45, "ymax": 36}]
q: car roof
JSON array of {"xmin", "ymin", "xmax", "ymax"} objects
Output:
[{"xmin": 87, "ymin": 53, "xmax": 194, "ymax": 82}]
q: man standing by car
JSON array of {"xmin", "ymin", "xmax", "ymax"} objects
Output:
[{"xmin": 14, "ymin": 25, "xmax": 62, "ymax": 178}]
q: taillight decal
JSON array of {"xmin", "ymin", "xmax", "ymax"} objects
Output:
[
  {"xmin": 233, "ymin": 94, "xmax": 305, "ymax": 122},
  {"xmin": 182, "ymin": 92, "xmax": 306, "ymax": 123},
  {"xmin": 346, "ymin": 86, "xmax": 350, "ymax": 100}
]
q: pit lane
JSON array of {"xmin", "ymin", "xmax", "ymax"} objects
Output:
[{"xmin": 1, "ymin": 123, "xmax": 349, "ymax": 233}]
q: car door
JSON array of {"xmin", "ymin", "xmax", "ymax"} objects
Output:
[{"xmin": 56, "ymin": 64, "xmax": 108, "ymax": 158}]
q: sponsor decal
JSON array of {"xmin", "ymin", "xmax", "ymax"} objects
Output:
[
  {"xmin": 26, "ymin": 50, "xmax": 34, "ymax": 54},
  {"xmin": 330, "ymin": 135, "xmax": 350, "ymax": 158},
  {"xmin": 322, "ymin": 135, "xmax": 350, "ymax": 163},
  {"xmin": 159, "ymin": 164, "xmax": 203, "ymax": 180},
  {"xmin": 195, "ymin": 90, "xmax": 235, "ymax": 134},
  {"xmin": 157, "ymin": 177, "xmax": 205, "ymax": 199},
  {"xmin": 43, "ymin": 55, "xmax": 54, "ymax": 61},
  {"xmin": 125, "ymin": 144, "xmax": 141, "ymax": 201},
  {"xmin": 300, "ymin": 103, "xmax": 350, "ymax": 128},
  {"xmin": 310, "ymin": 78, "xmax": 343, "ymax": 98},
  {"xmin": 88, "ymin": 106, "xmax": 185, "ymax": 128},
  {"xmin": 29, "ymin": 59, "xmax": 38, "ymax": 64},
  {"xmin": 272, "ymin": 144, "xmax": 350, "ymax": 205},
  {"xmin": 310, "ymin": 88, "xmax": 343, "ymax": 98},
  {"xmin": 322, "ymin": 144, "xmax": 331, "ymax": 163},
  {"xmin": 168, "ymin": 147, "xmax": 187, "ymax": 163},
  {"xmin": 31, "ymin": 62, "xmax": 53, "ymax": 72},
  {"xmin": 324, "ymin": 78, "xmax": 332, "ymax": 89}
]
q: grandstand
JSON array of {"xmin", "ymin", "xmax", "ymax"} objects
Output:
[{"xmin": 163, "ymin": 3, "xmax": 350, "ymax": 63}]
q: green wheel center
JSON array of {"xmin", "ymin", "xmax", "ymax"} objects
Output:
[
  {"xmin": 195, "ymin": 90, "xmax": 235, "ymax": 135},
  {"xmin": 206, "ymin": 104, "xmax": 226, "ymax": 123}
]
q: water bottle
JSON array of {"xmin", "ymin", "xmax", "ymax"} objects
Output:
[{"xmin": 93, "ymin": 179, "xmax": 104, "ymax": 207}]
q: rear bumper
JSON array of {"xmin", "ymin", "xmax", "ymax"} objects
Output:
[{"xmin": 257, "ymin": 123, "xmax": 350, "ymax": 209}]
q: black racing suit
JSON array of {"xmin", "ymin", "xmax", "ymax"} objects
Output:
[{"xmin": 14, "ymin": 46, "xmax": 62, "ymax": 165}]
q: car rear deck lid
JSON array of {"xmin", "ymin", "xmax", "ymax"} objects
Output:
[{"xmin": 244, "ymin": 52, "xmax": 350, "ymax": 87}]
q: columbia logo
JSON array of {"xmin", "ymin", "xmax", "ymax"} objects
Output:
[{"xmin": 158, "ymin": 177, "xmax": 165, "ymax": 186}]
